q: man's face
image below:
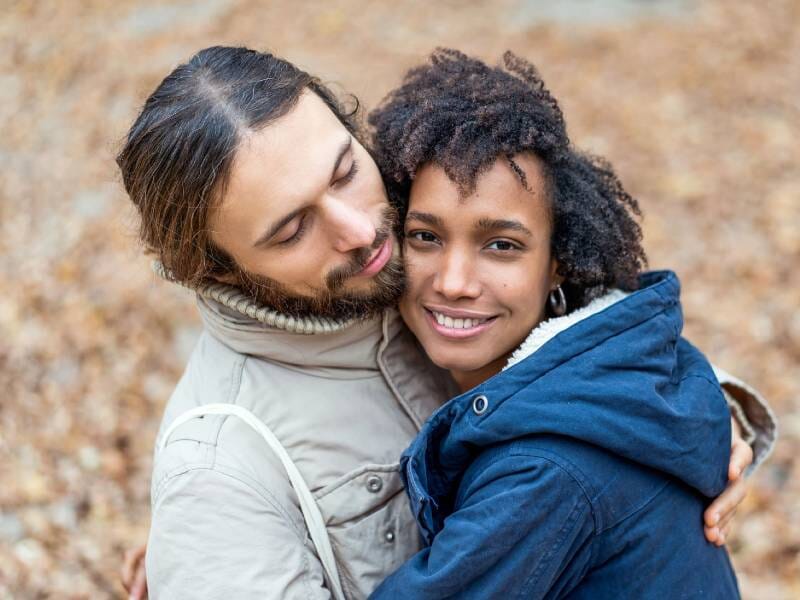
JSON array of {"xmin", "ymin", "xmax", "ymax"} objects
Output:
[{"xmin": 208, "ymin": 91, "xmax": 403, "ymax": 319}]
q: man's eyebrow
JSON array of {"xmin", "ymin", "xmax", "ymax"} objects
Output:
[
  {"xmin": 475, "ymin": 217, "xmax": 533, "ymax": 237},
  {"xmin": 253, "ymin": 206, "xmax": 305, "ymax": 248},
  {"xmin": 252, "ymin": 137, "xmax": 353, "ymax": 248},
  {"xmin": 330, "ymin": 137, "xmax": 352, "ymax": 182},
  {"xmin": 405, "ymin": 211, "xmax": 444, "ymax": 228}
]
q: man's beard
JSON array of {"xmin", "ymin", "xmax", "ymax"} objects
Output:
[{"xmin": 228, "ymin": 206, "xmax": 406, "ymax": 321}]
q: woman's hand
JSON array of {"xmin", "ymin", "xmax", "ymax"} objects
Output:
[
  {"xmin": 120, "ymin": 543, "xmax": 148, "ymax": 600},
  {"xmin": 703, "ymin": 418, "xmax": 753, "ymax": 546}
]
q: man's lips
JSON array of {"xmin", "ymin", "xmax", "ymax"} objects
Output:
[{"xmin": 355, "ymin": 237, "xmax": 392, "ymax": 278}]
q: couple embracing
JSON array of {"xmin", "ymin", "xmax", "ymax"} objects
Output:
[{"xmin": 118, "ymin": 46, "xmax": 776, "ymax": 599}]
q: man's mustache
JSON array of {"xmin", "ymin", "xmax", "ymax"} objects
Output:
[{"xmin": 325, "ymin": 207, "xmax": 397, "ymax": 291}]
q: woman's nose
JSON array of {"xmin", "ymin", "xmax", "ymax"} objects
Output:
[
  {"xmin": 433, "ymin": 250, "xmax": 480, "ymax": 299},
  {"xmin": 324, "ymin": 197, "xmax": 376, "ymax": 252}
]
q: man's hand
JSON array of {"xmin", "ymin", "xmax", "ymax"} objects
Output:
[
  {"xmin": 120, "ymin": 543, "xmax": 148, "ymax": 600},
  {"xmin": 703, "ymin": 418, "xmax": 753, "ymax": 546}
]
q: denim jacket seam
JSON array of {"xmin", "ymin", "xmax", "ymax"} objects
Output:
[
  {"xmin": 595, "ymin": 479, "xmax": 672, "ymax": 534},
  {"xmin": 514, "ymin": 489, "xmax": 590, "ymax": 599},
  {"xmin": 507, "ymin": 446, "xmax": 598, "ymax": 532}
]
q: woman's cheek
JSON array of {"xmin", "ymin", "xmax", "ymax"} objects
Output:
[{"xmin": 402, "ymin": 251, "xmax": 429, "ymax": 290}]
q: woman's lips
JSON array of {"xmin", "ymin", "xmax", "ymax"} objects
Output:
[
  {"xmin": 424, "ymin": 307, "xmax": 497, "ymax": 340},
  {"xmin": 356, "ymin": 237, "xmax": 393, "ymax": 278}
]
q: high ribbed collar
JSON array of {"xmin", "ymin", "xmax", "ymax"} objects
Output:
[
  {"xmin": 153, "ymin": 261, "xmax": 358, "ymax": 335},
  {"xmin": 153, "ymin": 261, "xmax": 397, "ymax": 372}
]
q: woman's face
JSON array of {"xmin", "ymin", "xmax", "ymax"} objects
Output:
[{"xmin": 399, "ymin": 154, "xmax": 559, "ymax": 391}]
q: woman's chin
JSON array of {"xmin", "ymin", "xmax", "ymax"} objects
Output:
[{"xmin": 426, "ymin": 348, "xmax": 491, "ymax": 375}]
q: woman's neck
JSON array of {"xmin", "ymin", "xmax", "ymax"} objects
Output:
[{"xmin": 450, "ymin": 354, "xmax": 508, "ymax": 394}]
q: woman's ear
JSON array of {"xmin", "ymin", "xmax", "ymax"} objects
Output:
[{"xmin": 549, "ymin": 259, "xmax": 564, "ymax": 289}]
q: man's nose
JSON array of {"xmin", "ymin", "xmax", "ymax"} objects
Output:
[
  {"xmin": 433, "ymin": 249, "xmax": 481, "ymax": 300},
  {"xmin": 323, "ymin": 196, "xmax": 376, "ymax": 252}
]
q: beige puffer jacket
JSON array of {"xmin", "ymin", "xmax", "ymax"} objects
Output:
[
  {"xmin": 146, "ymin": 280, "xmax": 776, "ymax": 599},
  {"xmin": 146, "ymin": 280, "xmax": 458, "ymax": 599}
]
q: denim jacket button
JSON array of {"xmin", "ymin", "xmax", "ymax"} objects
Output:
[
  {"xmin": 472, "ymin": 394, "xmax": 489, "ymax": 415},
  {"xmin": 366, "ymin": 475, "xmax": 383, "ymax": 493}
]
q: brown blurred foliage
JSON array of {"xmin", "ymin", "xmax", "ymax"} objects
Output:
[{"xmin": 0, "ymin": 0, "xmax": 797, "ymax": 597}]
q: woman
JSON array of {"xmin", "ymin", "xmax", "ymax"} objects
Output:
[{"xmin": 368, "ymin": 49, "xmax": 740, "ymax": 598}]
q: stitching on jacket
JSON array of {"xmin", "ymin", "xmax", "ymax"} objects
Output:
[
  {"xmin": 595, "ymin": 478, "xmax": 671, "ymax": 534},
  {"xmin": 300, "ymin": 551, "xmax": 313, "ymax": 599},
  {"xmin": 505, "ymin": 447, "xmax": 599, "ymax": 533},
  {"xmin": 315, "ymin": 463, "xmax": 400, "ymax": 500},
  {"xmin": 226, "ymin": 354, "xmax": 245, "ymax": 404},
  {"xmin": 508, "ymin": 442, "xmax": 680, "ymax": 535},
  {"xmin": 153, "ymin": 460, "xmax": 309, "ymax": 542},
  {"xmin": 515, "ymin": 488, "xmax": 589, "ymax": 599},
  {"xmin": 376, "ymin": 313, "xmax": 426, "ymax": 430}
]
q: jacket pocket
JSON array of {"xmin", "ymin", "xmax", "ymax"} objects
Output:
[{"xmin": 315, "ymin": 463, "xmax": 421, "ymax": 599}]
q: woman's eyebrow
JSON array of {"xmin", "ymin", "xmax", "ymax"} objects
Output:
[
  {"xmin": 475, "ymin": 217, "xmax": 533, "ymax": 236},
  {"xmin": 405, "ymin": 211, "xmax": 443, "ymax": 227}
]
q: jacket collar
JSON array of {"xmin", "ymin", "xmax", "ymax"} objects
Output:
[
  {"xmin": 153, "ymin": 261, "xmax": 357, "ymax": 334},
  {"xmin": 154, "ymin": 261, "xmax": 392, "ymax": 371},
  {"xmin": 504, "ymin": 289, "xmax": 630, "ymax": 371}
]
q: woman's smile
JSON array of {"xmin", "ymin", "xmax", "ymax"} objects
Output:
[{"xmin": 423, "ymin": 304, "xmax": 499, "ymax": 339}]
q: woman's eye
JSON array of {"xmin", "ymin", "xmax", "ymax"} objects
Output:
[
  {"xmin": 410, "ymin": 231, "xmax": 439, "ymax": 243},
  {"xmin": 486, "ymin": 240, "xmax": 518, "ymax": 251}
]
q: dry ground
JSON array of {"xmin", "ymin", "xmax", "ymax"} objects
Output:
[{"xmin": 1, "ymin": 0, "xmax": 798, "ymax": 597}]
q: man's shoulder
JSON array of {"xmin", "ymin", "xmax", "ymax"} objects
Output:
[
  {"xmin": 151, "ymin": 412, "xmax": 298, "ymax": 517},
  {"xmin": 152, "ymin": 326, "xmax": 295, "ymax": 508}
]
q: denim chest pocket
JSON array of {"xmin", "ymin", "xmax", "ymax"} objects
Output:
[{"xmin": 315, "ymin": 463, "xmax": 421, "ymax": 599}]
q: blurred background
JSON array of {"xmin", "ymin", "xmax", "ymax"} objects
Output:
[{"xmin": 1, "ymin": 0, "xmax": 797, "ymax": 597}]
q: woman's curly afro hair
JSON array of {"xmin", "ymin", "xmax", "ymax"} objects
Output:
[{"xmin": 368, "ymin": 48, "xmax": 647, "ymax": 310}]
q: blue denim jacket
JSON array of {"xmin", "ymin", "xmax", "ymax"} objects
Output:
[{"xmin": 371, "ymin": 272, "xmax": 739, "ymax": 599}]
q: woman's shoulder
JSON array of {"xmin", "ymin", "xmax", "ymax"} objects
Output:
[{"xmin": 465, "ymin": 434, "xmax": 677, "ymax": 532}]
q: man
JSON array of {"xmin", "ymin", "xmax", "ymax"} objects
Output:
[{"xmin": 117, "ymin": 46, "xmax": 775, "ymax": 599}]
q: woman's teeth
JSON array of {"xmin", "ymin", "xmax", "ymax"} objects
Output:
[{"xmin": 431, "ymin": 311, "xmax": 488, "ymax": 329}]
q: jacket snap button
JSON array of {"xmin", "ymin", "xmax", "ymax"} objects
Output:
[
  {"xmin": 366, "ymin": 475, "xmax": 383, "ymax": 493},
  {"xmin": 472, "ymin": 394, "xmax": 489, "ymax": 415},
  {"xmin": 385, "ymin": 529, "xmax": 395, "ymax": 543}
]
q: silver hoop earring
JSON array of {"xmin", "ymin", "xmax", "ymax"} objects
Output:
[{"xmin": 548, "ymin": 285, "xmax": 567, "ymax": 317}]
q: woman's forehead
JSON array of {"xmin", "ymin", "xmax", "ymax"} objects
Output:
[{"xmin": 408, "ymin": 156, "xmax": 549, "ymax": 218}]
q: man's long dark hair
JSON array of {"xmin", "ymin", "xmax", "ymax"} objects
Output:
[{"xmin": 117, "ymin": 46, "xmax": 361, "ymax": 287}]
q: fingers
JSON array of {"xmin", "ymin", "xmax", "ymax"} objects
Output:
[
  {"xmin": 728, "ymin": 437, "xmax": 754, "ymax": 481},
  {"xmin": 706, "ymin": 478, "xmax": 748, "ymax": 526},
  {"xmin": 720, "ymin": 517, "xmax": 736, "ymax": 543},
  {"xmin": 120, "ymin": 549, "xmax": 137, "ymax": 591},
  {"xmin": 120, "ymin": 544, "xmax": 146, "ymax": 594},
  {"xmin": 704, "ymin": 478, "xmax": 748, "ymax": 545},
  {"xmin": 730, "ymin": 415, "xmax": 742, "ymax": 439},
  {"xmin": 704, "ymin": 524, "xmax": 722, "ymax": 545},
  {"xmin": 130, "ymin": 559, "xmax": 148, "ymax": 600},
  {"xmin": 717, "ymin": 507, "xmax": 736, "ymax": 535},
  {"xmin": 705, "ymin": 508, "xmax": 738, "ymax": 546}
]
